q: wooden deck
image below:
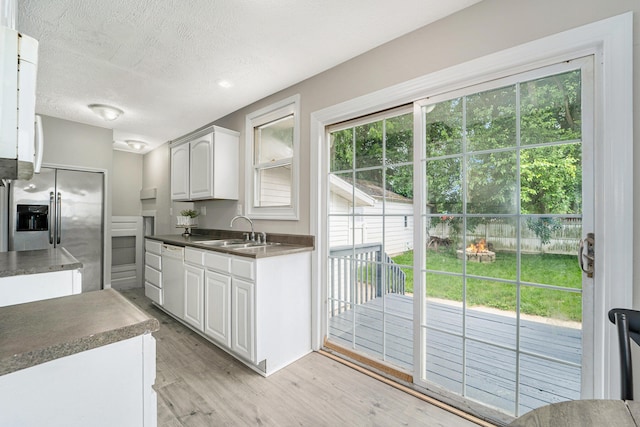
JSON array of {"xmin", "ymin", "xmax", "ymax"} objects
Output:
[{"xmin": 328, "ymin": 293, "xmax": 581, "ymax": 416}]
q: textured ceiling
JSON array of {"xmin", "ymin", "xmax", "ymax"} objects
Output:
[{"xmin": 17, "ymin": 0, "xmax": 480, "ymax": 153}]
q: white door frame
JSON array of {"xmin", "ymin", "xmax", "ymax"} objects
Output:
[{"xmin": 310, "ymin": 12, "xmax": 633, "ymax": 400}]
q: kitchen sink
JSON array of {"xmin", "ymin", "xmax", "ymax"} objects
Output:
[
  {"xmin": 232, "ymin": 242, "xmax": 283, "ymax": 251},
  {"xmin": 195, "ymin": 239, "xmax": 281, "ymax": 249},
  {"xmin": 224, "ymin": 241, "xmax": 282, "ymax": 249},
  {"xmin": 195, "ymin": 239, "xmax": 247, "ymax": 247}
]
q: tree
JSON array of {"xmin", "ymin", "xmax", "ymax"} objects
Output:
[
  {"xmin": 330, "ymin": 112, "xmax": 413, "ymax": 199},
  {"xmin": 329, "ymin": 69, "xmax": 583, "ymax": 245}
]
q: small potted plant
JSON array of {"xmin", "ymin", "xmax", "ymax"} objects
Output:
[{"xmin": 177, "ymin": 209, "xmax": 199, "ymax": 227}]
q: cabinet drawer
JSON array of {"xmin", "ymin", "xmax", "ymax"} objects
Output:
[
  {"xmin": 145, "ymin": 252, "xmax": 161, "ymax": 270},
  {"xmin": 184, "ymin": 247, "xmax": 205, "ymax": 266},
  {"xmin": 145, "ymin": 282, "xmax": 163, "ymax": 305},
  {"xmin": 204, "ymin": 251, "xmax": 231, "ymax": 273},
  {"xmin": 231, "ymin": 258, "xmax": 255, "ymax": 281},
  {"xmin": 145, "ymin": 265, "xmax": 161, "ymax": 287},
  {"xmin": 145, "ymin": 239, "xmax": 162, "ymax": 255}
]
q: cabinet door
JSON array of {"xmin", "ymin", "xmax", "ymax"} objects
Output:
[
  {"xmin": 189, "ymin": 133, "xmax": 213, "ymax": 200},
  {"xmin": 183, "ymin": 264, "xmax": 204, "ymax": 331},
  {"xmin": 231, "ymin": 278, "xmax": 255, "ymax": 363},
  {"xmin": 211, "ymin": 130, "xmax": 239, "ymax": 200},
  {"xmin": 204, "ymin": 270, "xmax": 231, "ymax": 347},
  {"xmin": 171, "ymin": 144, "xmax": 190, "ymax": 201}
]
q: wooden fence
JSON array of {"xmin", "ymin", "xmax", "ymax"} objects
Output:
[{"xmin": 430, "ymin": 218, "xmax": 581, "ymax": 255}]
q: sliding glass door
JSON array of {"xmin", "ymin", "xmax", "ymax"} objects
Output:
[{"xmin": 325, "ymin": 57, "xmax": 594, "ymax": 417}]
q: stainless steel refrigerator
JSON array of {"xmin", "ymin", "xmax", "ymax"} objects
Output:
[{"xmin": 9, "ymin": 167, "xmax": 104, "ymax": 292}]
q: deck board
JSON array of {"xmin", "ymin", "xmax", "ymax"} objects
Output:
[{"xmin": 328, "ymin": 293, "xmax": 581, "ymax": 415}]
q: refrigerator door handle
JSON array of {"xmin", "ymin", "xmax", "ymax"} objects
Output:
[
  {"xmin": 56, "ymin": 192, "xmax": 61, "ymax": 244},
  {"xmin": 49, "ymin": 191, "xmax": 54, "ymax": 244},
  {"xmin": 34, "ymin": 115, "xmax": 44, "ymax": 173}
]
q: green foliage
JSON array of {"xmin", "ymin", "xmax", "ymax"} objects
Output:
[
  {"xmin": 392, "ymin": 250, "xmax": 582, "ymax": 321},
  {"xmin": 520, "ymin": 72, "xmax": 582, "ymax": 144},
  {"xmin": 466, "ymin": 85, "xmax": 517, "ymax": 151},
  {"xmin": 525, "ymin": 218, "xmax": 563, "ymax": 245},
  {"xmin": 180, "ymin": 209, "xmax": 199, "ymax": 218},
  {"xmin": 330, "ymin": 112, "xmax": 414, "ymax": 199},
  {"xmin": 330, "ymin": 129, "xmax": 354, "ymax": 171},
  {"xmin": 330, "ymin": 70, "xmax": 583, "ymax": 242},
  {"xmin": 520, "ymin": 144, "xmax": 582, "ymax": 215}
]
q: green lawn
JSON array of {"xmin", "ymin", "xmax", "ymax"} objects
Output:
[{"xmin": 391, "ymin": 250, "xmax": 582, "ymax": 322}]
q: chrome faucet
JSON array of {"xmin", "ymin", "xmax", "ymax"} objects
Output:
[{"xmin": 230, "ymin": 215, "xmax": 255, "ymax": 241}]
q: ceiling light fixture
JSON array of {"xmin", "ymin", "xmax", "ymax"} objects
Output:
[
  {"xmin": 217, "ymin": 79, "xmax": 233, "ymax": 89},
  {"xmin": 125, "ymin": 140, "xmax": 148, "ymax": 151},
  {"xmin": 88, "ymin": 104, "xmax": 124, "ymax": 121}
]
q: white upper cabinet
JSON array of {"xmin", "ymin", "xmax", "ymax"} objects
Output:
[
  {"xmin": 170, "ymin": 143, "xmax": 190, "ymax": 201},
  {"xmin": 189, "ymin": 134, "xmax": 213, "ymax": 199},
  {"xmin": 171, "ymin": 125, "xmax": 239, "ymax": 201}
]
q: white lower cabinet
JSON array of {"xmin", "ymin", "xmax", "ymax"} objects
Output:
[
  {"xmin": 183, "ymin": 263, "xmax": 205, "ymax": 331},
  {"xmin": 144, "ymin": 239, "xmax": 163, "ymax": 305},
  {"xmin": 152, "ymin": 243, "xmax": 311, "ymax": 377},
  {"xmin": 231, "ymin": 278, "xmax": 255, "ymax": 363},
  {"xmin": 0, "ymin": 334, "xmax": 157, "ymax": 427},
  {"xmin": 0, "ymin": 269, "xmax": 82, "ymax": 307},
  {"xmin": 204, "ymin": 270, "xmax": 231, "ymax": 347}
]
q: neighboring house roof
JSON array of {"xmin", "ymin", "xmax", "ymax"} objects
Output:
[
  {"xmin": 329, "ymin": 175, "xmax": 412, "ymax": 205},
  {"xmin": 353, "ymin": 179, "xmax": 412, "ymax": 204},
  {"xmin": 330, "ymin": 175, "xmax": 376, "ymax": 207}
]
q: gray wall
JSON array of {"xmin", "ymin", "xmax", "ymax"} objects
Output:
[
  {"xmin": 144, "ymin": 0, "xmax": 639, "ymax": 239},
  {"xmin": 112, "ymin": 150, "xmax": 143, "ymax": 216},
  {"xmin": 141, "ymin": 143, "xmax": 170, "ymax": 234},
  {"xmin": 141, "ymin": 143, "xmax": 195, "ymax": 235},
  {"xmin": 40, "ymin": 115, "xmax": 114, "ymax": 287}
]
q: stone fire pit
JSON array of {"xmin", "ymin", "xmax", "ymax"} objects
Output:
[{"xmin": 456, "ymin": 239, "xmax": 496, "ymax": 263}]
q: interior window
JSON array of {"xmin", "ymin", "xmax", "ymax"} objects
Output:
[
  {"xmin": 245, "ymin": 95, "xmax": 300, "ymax": 219},
  {"xmin": 254, "ymin": 114, "xmax": 294, "ymax": 207}
]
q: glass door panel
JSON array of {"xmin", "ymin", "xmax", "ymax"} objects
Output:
[
  {"xmin": 418, "ymin": 59, "xmax": 590, "ymax": 417},
  {"xmin": 327, "ymin": 108, "xmax": 415, "ymax": 371}
]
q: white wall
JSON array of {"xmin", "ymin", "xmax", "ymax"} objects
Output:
[
  {"xmin": 329, "ymin": 197, "xmax": 413, "ymax": 257},
  {"xmin": 140, "ymin": 143, "xmax": 195, "ymax": 235}
]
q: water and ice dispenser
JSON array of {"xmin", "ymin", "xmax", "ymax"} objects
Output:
[{"xmin": 16, "ymin": 204, "xmax": 48, "ymax": 231}]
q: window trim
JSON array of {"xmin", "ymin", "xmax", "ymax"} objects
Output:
[{"xmin": 245, "ymin": 94, "xmax": 300, "ymax": 220}]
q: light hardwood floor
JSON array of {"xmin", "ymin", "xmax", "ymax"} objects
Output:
[{"xmin": 120, "ymin": 288, "xmax": 481, "ymax": 426}]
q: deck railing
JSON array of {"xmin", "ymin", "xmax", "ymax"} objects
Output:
[{"xmin": 328, "ymin": 243, "xmax": 405, "ymax": 315}]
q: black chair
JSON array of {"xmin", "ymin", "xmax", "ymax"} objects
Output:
[{"xmin": 608, "ymin": 308, "xmax": 640, "ymax": 400}]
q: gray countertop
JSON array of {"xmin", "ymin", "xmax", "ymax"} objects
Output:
[
  {"xmin": 0, "ymin": 247, "xmax": 83, "ymax": 278},
  {"xmin": 0, "ymin": 289, "xmax": 159, "ymax": 376},
  {"xmin": 149, "ymin": 233, "xmax": 314, "ymax": 258}
]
